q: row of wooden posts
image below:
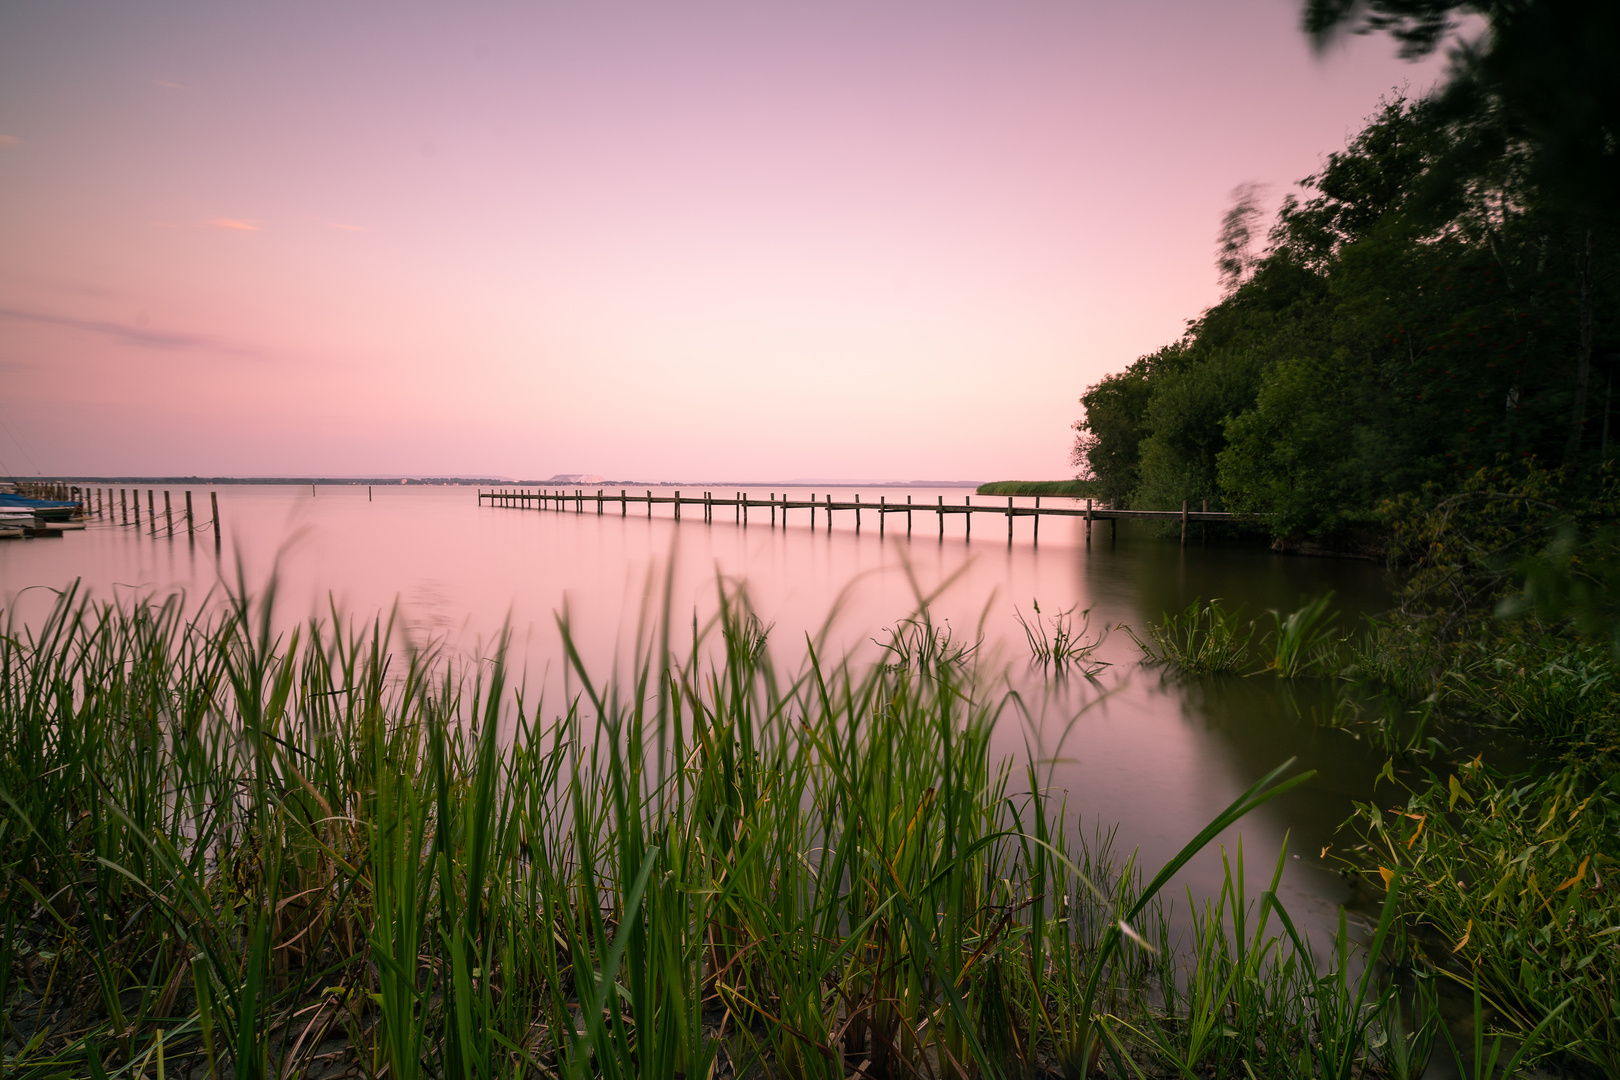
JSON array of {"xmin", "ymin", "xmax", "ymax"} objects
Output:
[
  {"xmin": 15, "ymin": 482, "xmax": 80, "ymax": 501},
  {"xmin": 479, "ymin": 488, "xmax": 1232, "ymax": 546},
  {"xmin": 82, "ymin": 487, "xmax": 223, "ymax": 547}
]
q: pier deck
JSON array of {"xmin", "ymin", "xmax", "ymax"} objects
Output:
[{"xmin": 478, "ymin": 488, "xmax": 1236, "ymax": 545}]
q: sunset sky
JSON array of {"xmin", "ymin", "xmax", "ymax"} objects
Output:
[{"xmin": 0, "ymin": 1, "xmax": 1448, "ymax": 482}]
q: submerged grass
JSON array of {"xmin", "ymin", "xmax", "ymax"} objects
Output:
[
  {"xmin": 2, "ymin": 576, "xmax": 1537, "ymax": 1078},
  {"xmin": 1124, "ymin": 599, "xmax": 1253, "ymax": 676},
  {"xmin": 1013, "ymin": 601, "xmax": 1109, "ymax": 677}
]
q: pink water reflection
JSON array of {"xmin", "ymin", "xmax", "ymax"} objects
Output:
[{"xmin": 2, "ymin": 483, "xmax": 1392, "ymax": 943}]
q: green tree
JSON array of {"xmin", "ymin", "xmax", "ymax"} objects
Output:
[{"xmin": 1303, "ymin": 0, "xmax": 1620, "ymax": 465}]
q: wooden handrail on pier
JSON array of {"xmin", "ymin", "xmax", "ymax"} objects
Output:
[{"xmin": 477, "ymin": 488, "xmax": 1235, "ymax": 546}]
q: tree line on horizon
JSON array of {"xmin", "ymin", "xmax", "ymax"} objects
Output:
[{"xmin": 1072, "ymin": 0, "xmax": 1617, "ymax": 549}]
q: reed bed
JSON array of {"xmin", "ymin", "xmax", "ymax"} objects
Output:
[{"xmin": 2, "ymin": 579, "xmax": 1467, "ymax": 1078}]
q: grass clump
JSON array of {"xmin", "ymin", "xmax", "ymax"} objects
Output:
[
  {"xmin": 1014, "ymin": 600, "xmax": 1110, "ymax": 676},
  {"xmin": 1260, "ymin": 593, "xmax": 1344, "ymax": 678},
  {"xmin": 1349, "ymin": 757, "xmax": 1619, "ymax": 1078},
  {"xmin": 1124, "ymin": 598, "xmax": 1254, "ymax": 675},
  {"xmin": 0, "ymin": 576, "xmax": 1340, "ymax": 1080},
  {"xmin": 975, "ymin": 480, "xmax": 1102, "ymax": 499}
]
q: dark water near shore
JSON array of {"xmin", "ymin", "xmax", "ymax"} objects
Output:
[{"xmin": 1, "ymin": 483, "xmax": 1396, "ymax": 943}]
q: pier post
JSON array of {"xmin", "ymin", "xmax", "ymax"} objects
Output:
[
  {"xmin": 742, "ymin": 492, "xmax": 747, "ymax": 526},
  {"xmin": 147, "ymin": 490, "xmax": 156, "ymax": 535},
  {"xmin": 855, "ymin": 493, "xmax": 861, "ymax": 534},
  {"xmin": 133, "ymin": 489, "xmax": 140, "ymax": 526},
  {"xmin": 185, "ymin": 491, "xmax": 194, "ymax": 535},
  {"xmin": 1007, "ymin": 497, "xmax": 1013, "ymax": 544},
  {"xmin": 1085, "ymin": 499, "xmax": 1093, "ymax": 543},
  {"xmin": 121, "ymin": 488, "xmax": 128, "ymax": 525},
  {"xmin": 1181, "ymin": 500, "xmax": 1189, "ymax": 547},
  {"xmin": 965, "ymin": 496, "xmax": 971, "ymax": 541},
  {"xmin": 826, "ymin": 494, "xmax": 832, "ymax": 532},
  {"xmin": 880, "ymin": 495, "xmax": 885, "ymax": 536},
  {"xmin": 771, "ymin": 493, "xmax": 776, "ymax": 527},
  {"xmin": 210, "ymin": 491, "xmax": 221, "ymax": 549},
  {"xmin": 675, "ymin": 492, "xmax": 681, "ymax": 521},
  {"xmin": 938, "ymin": 495, "xmax": 943, "ymax": 541},
  {"xmin": 1034, "ymin": 496, "xmax": 1040, "ymax": 545},
  {"xmin": 811, "ymin": 495, "xmax": 816, "ymax": 530},
  {"xmin": 163, "ymin": 491, "xmax": 173, "ymax": 537}
]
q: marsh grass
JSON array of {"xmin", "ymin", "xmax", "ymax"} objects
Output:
[
  {"xmin": 1013, "ymin": 602, "xmax": 1109, "ymax": 677},
  {"xmin": 1260, "ymin": 595, "xmax": 1345, "ymax": 679},
  {"xmin": 1, "ymin": 576, "xmax": 1500, "ymax": 1079},
  {"xmin": 1124, "ymin": 599, "xmax": 1253, "ymax": 675},
  {"xmin": 1352, "ymin": 759, "xmax": 1618, "ymax": 1078}
]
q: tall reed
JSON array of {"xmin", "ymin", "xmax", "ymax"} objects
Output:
[{"xmin": 2, "ymin": 576, "xmax": 1458, "ymax": 1079}]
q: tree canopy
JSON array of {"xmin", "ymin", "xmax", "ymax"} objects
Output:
[{"xmin": 1072, "ymin": 75, "xmax": 1616, "ymax": 546}]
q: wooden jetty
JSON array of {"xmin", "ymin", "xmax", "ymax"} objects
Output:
[
  {"xmin": 8, "ymin": 483, "xmax": 225, "ymax": 548},
  {"xmin": 477, "ymin": 488, "xmax": 1235, "ymax": 546}
]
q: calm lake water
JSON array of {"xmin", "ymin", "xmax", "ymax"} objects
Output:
[{"xmin": 2, "ymin": 482, "xmax": 1396, "ymax": 943}]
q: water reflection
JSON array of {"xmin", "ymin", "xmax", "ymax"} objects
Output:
[{"xmin": 1, "ymin": 484, "xmax": 1395, "ymax": 944}]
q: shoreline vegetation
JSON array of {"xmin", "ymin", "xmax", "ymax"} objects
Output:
[
  {"xmin": 1046, "ymin": 11, "xmax": 1620, "ymax": 1074},
  {"xmin": 3, "ymin": 567, "xmax": 1614, "ymax": 1078},
  {"xmin": 974, "ymin": 481, "xmax": 1103, "ymax": 500}
]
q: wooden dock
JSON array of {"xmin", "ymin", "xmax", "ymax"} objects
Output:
[
  {"xmin": 478, "ymin": 488, "xmax": 1235, "ymax": 546},
  {"xmin": 8, "ymin": 484, "xmax": 225, "ymax": 549}
]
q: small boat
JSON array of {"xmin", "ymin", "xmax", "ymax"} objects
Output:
[
  {"xmin": 1, "ymin": 508, "xmax": 34, "ymax": 537},
  {"xmin": 0, "ymin": 493, "xmax": 82, "ymax": 522}
]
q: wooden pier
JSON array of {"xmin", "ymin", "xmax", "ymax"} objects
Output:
[
  {"xmin": 2, "ymin": 483, "xmax": 224, "ymax": 548},
  {"xmin": 477, "ymin": 488, "xmax": 1234, "ymax": 546}
]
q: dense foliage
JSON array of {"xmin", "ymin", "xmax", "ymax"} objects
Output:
[{"xmin": 1072, "ymin": 91, "xmax": 1616, "ymax": 547}]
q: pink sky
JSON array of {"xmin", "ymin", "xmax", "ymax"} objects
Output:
[{"xmin": 0, "ymin": 1, "xmax": 1447, "ymax": 482}]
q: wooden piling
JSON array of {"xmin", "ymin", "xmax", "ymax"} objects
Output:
[
  {"xmin": 771, "ymin": 493, "xmax": 777, "ymax": 527},
  {"xmin": 121, "ymin": 488, "xmax": 128, "ymax": 525},
  {"xmin": 185, "ymin": 491, "xmax": 194, "ymax": 534},
  {"xmin": 810, "ymin": 494, "xmax": 816, "ymax": 529},
  {"xmin": 1007, "ymin": 496, "xmax": 1014, "ymax": 543},
  {"xmin": 147, "ymin": 490, "xmax": 156, "ymax": 534},
  {"xmin": 880, "ymin": 495, "xmax": 885, "ymax": 536},
  {"xmin": 855, "ymin": 493, "xmax": 861, "ymax": 534},
  {"xmin": 1034, "ymin": 496, "xmax": 1040, "ymax": 544},
  {"xmin": 1181, "ymin": 500, "xmax": 1189, "ymax": 547},
  {"xmin": 1085, "ymin": 499, "xmax": 1092, "ymax": 543},
  {"xmin": 163, "ymin": 491, "xmax": 173, "ymax": 537},
  {"xmin": 132, "ymin": 488, "xmax": 140, "ymax": 526},
  {"xmin": 937, "ymin": 495, "xmax": 943, "ymax": 540},
  {"xmin": 965, "ymin": 496, "xmax": 971, "ymax": 541}
]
